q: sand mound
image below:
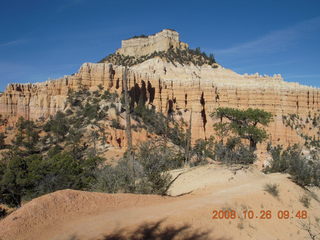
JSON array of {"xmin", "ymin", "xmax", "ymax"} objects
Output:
[
  {"xmin": 0, "ymin": 190, "xmax": 166, "ymax": 240},
  {"xmin": 168, "ymin": 164, "xmax": 263, "ymax": 196},
  {"xmin": 1, "ymin": 164, "xmax": 320, "ymax": 240}
]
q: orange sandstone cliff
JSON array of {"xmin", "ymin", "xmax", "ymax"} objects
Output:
[{"xmin": 0, "ymin": 29, "xmax": 319, "ymax": 146}]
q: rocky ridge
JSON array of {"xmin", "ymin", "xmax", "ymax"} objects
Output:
[
  {"xmin": 116, "ymin": 29, "xmax": 188, "ymax": 57},
  {"xmin": 0, "ymin": 29, "xmax": 319, "ymax": 146}
]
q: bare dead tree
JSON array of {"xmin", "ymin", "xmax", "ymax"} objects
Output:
[
  {"xmin": 163, "ymin": 99, "xmax": 169, "ymax": 153},
  {"xmin": 123, "ymin": 67, "xmax": 135, "ymax": 177},
  {"xmin": 185, "ymin": 108, "xmax": 193, "ymax": 166},
  {"xmin": 298, "ymin": 220, "xmax": 320, "ymax": 240},
  {"xmin": 91, "ymin": 130, "xmax": 99, "ymax": 156}
]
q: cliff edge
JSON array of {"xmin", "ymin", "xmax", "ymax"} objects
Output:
[{"xmin": 0, "ymin": 29, "xmax": 319, "ymax": 146}]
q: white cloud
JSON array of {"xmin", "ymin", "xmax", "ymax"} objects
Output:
[
  {"xmin": 230, "ymin": 59, "xmax": 297, "ymax": 72},
  {"xmin": 285, "ymin": 74, "xmax": 320, "ymax": 79},
  {"xmin": 213, "ymin": 16, "xmax": 320, "ymax": 57},
  {"xmin": 0, "ymin": 39, "xmax": 26, "ymax": 47}
]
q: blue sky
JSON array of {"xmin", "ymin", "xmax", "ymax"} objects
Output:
[{"xmin": 0, "ymin": 0, "xmax": 320, "ymax": 91}]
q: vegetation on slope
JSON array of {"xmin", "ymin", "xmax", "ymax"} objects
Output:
[
  {"xmin": 0, "ymin": 87, "xmax": 188, "ymax": 208},
  {"xmin": 282, "ymin": 112, "xmax": 320, "ymax": 148},
  {"xmin": 265, "ymin": 144, "xmax": 320, "ymax": 187},
  {"xmin": 0, "ymin": 85, "xmax": 276, "ymax": 211},
  {"xmin": 265, "ymin": 111, "xmax": 320, "ymax": 187},
  {"xmin": 99, "ymin": 46, "xmax": 216, "ymax": 67},
  {"xmin": 2, "ymin": 83, "xmax": 318, "ymax": 215},
  {"xmin": 211, "ymin": 107, "xmax": 273, "ymax": 164}
]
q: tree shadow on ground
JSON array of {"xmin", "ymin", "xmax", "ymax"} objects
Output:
[{"xmin": 69, "ymin": 219, "xmax": 232, "ymax": 240}]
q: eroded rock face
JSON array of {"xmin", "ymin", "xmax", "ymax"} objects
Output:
[
  {"xmin": 1, "ymin": 30, "xmax": 319, "ymax": 146},
  {"xmin": 1, "ymin": 58, "xmax": 319, "ymax": 146},
  {"xmin": 116, "ymin": 29, "xmax": 188, "ymax": 57}
]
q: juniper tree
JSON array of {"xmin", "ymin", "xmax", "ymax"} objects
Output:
[{"xmin": 211, "ymin": 107, "xmax": 273, "ymax": 151}]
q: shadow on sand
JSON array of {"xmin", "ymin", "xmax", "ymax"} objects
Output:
[{"xmin": 68, "ymin": 219, "xmax": 232, "ymax": 240}]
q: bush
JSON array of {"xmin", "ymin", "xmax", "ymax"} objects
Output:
[
  {"xmin": 44, "ymin": 111, "xmax": 69, "ymax": 140},
  {"xmin": 0, "ymin": 206, "xmax": 7, "ymax": 219},
  {"xmin": 110, "ymin": 119, "xmax": 124, "ymax": 130},
  {"xmin": 0, "ymin": 149, "xmax": 102, "ymax": 207},
  {"xmin": 167, "ymin": 123, "xmax": 186, "ymax": 147},
  {"xmin": 99, "ymin": 46, "xmax": 216, "ymax": 67},
  {"xmin": 101, "ymin": 90, "xmax": 112, "ymax": 100},
  {"xmin": 264, "ymin": 183, "xmax": 279, "ymax": 197},
  {"xmin": 191, "ymin": 137, "xmax": 215, "ymax": 166},
  {"xmin": 133, "ymin": 104, "xmax": 166, "ymax": 134},
  {"xmin": 300, "ymin": 194, "xmax": 311, "ymax": 208},
  {"xmin": 93, "ymin": 159, "xmax": 136, "ymax": 193},
  {"xmin": 265, "ymin": 145, "xmax": 319, "ymax": 187},
  {"xmin": 0, "ymin": 152, "xmax": 42, "ymax": 206},
  {"xmin": 13, "ymin": 117, "xmax": 39, "ymax": 152},
  {"xmin": 83, "ymin": 103, "xmax": 100, "ymax": 120},
  {"xmin": 132, "ymin": 104, "xmax": 186, "ymax": 147},
  {"xmin": 0, "ymin": 133, "xmax": 6, "ymax": 149},
  {"xmin": 93, "ymin": 140, "xmax": 184, "ymax": 195},
  {"xmin": 135, "ymin": 141, "xmax": 174, "ymax": 194},
  {"xmin": 214, "ymin": 137, "xmax": 256, "ymax": 164}
]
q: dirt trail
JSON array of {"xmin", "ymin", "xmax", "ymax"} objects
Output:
[{"xmin": 1, "ymin": 164, "xmax": 319, "ymax": 240}]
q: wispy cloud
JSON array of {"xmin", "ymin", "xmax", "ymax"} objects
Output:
[
  {"xmin": 285, "ymin": 74, "xmax": 320, "ymax": 79},
  {"xmin": 0, "ymin": 39, "xmax": 26, "ymax": 47},
  {"xmin": 213, "ymin": 16, "xmax": 320, "ymax": 57},
  {"xmin": 231, "ymin": 59, "xmax": 297, "ymax": 72}
]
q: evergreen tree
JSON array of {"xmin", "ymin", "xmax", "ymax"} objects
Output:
[{"xmin": 212, "ymin": 108, "xmax": 273, "ymax": 151}]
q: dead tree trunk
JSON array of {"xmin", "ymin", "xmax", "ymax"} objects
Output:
[
  {"xmin": 123, "ymin": 67, "xmax": 135, "ymax": 176},
  {"xmin": 163, "ymin": 100, "xmax": 169, "ymax": 152},
  {"xmin": 185, "ymin": 108, "xmax": 193, "ymax": 166}
]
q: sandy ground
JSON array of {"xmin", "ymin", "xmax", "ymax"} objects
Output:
[{"xmin": 1, "ymin": 163, "xmax": 320, "ymax": 240}]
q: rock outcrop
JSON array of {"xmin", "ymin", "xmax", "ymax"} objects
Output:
[
  {"xmin": 116, "ymin": 29, "xmax": 188, "ymax": 57},
  {"xmin": 1, "ymin": 29, "xmax": 319, "ymax": 146}
]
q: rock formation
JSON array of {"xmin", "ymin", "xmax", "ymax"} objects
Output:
[
  {"xmin": 116, "ymin": 29, "xmax": 188, "ymax": 57},
  {"xmin": 1, "ymin": 29, "xmax": 319, "ymax": 146}
]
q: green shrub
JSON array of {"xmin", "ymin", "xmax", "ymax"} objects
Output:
[
  {"xmin": 132, "ymin": 104, "xmax": 186, "ymax": 147},
  {"xmin": 66, "ymin": 109, "xmax": 73, "ymax": 116},
  {"xmin": 214, "ymin": 137, "xmax": 256, "ymax": 164},
  {"xmin": 265, "ymin": 145, "xmax": 318, "ymax": 187},
  {"xmin": 0, "ymin": 206, "xmax": 7, "ymax": 219},
  {"xmin": 0, "ymin": 149, "xmax": 102, "ymax": 207},
  {"xmin": 110, "ymin": 119, "xmax": 124, "ymax": 130},
  {"xmin": 264, "ymin": 183, "xmax": 279, "ymax": 197},
  {"xmin": 93, "ymin": 140, "xmax": 183, "ymax": 195},
  {"xmin": 99, "ymin": 47, "xmax": 216, "ymax": 67},
  {"xmin": 13, "ymin": 117, "xmax": 39, "ymax": 152},
  {"xmin": 44, "ymin": 111, "xmax": 69, "ymax": 140},
  {"xmin": 0, "ymin": 133, "xmax": 6, "ymax": 149},
  {"xmin": 135, "ymin": 141, "xmax": 174, "ymax": 194},
  {"xmin": 300, "ymin": 194, "xmax": 311, "ymax": 208},
  {"xmin": 191, "ymin": 137, "xmax": 215, "ymax": 166},
  {"xmin": 92, "ymin": 161, "xmax": 135, "ymax": 193},
  {"xmin": 167, "ymin": 122, "xmax": 186, "ymax": 147},
  {"xmin": 83, "ymin": 103, "xmax": 100, "ymax": 120}
]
